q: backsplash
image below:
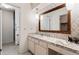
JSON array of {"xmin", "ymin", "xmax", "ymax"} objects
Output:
[{"xmin": 37, "ymin": 32, "xmax": 69, "ymax": 40}]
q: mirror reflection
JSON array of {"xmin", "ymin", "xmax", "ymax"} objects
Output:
[{"xmin": 39, "ymin": 4, "xmax": 71, "ymax": 34}]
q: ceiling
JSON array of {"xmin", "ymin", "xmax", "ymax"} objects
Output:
[
  {"xmin": 31, "ymin": 3, "xmax": 63, "ymax": 14},
  {"xmin": 30, "ymin": 3, "xmax": 40, "ymax": 9}
]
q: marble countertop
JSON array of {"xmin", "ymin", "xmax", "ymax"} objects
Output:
[{"xmin": 28, "ymin": 33, "xmax": 79, "ymax": 53}]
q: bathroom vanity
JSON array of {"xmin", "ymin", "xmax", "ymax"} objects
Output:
[
  {"xmin": 27, "ymin": 34, "xmax": 79, "ymax": 55},
  {"xmin": 27, "ymin": 4, "xmax": 79, "ymax": 55}
]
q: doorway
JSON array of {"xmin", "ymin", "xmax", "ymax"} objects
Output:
[
  {"xmin": 1, "ymin": 9, "xmax": 18, "ymax": 55},
  {"xmin": 2, "ymin": 9, "xmax": 15, "ymax": 44},
  {"xmin": 0, "ymin": 3, "xmax": 20, "ymax": 55}
]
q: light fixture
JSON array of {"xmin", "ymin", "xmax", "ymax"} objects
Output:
[
  {"xmin": 35, "ymin": 8, "xmax": 39, "ymax": 19},
  {"xmin": 35, "ymin": 13, "xmax": 39, "ymax": 19},
  {"xmin": 40, "ymin": 15, "xmax": 43, "ymax": 20},
  {"xmin": 1, "ymin": 3, "xmax": 12, "ymax": 8},
  {"xmin": 66, "ymin": 0, "xmax": 75, "ymax": 10}
]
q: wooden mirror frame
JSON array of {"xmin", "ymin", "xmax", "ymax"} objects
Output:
[{"xmin": 39, "ymin": 4, "xmax": 71, "ymax": 34}]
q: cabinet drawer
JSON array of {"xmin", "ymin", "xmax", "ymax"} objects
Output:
[
  {"xmin": 39, "ymin": 40, "xmax": 47, "ymax": 48},
  {"xmin": 34, "ymin": 39, "xmax": 39, "ymax": 44},
  {"xmin": 48, "ymin": 43, "xmax": 77, "ymax": 55},
  {"xmin": 35, "ymin": 44, "xmax": 47, "ymax": 55},
  {"xmin": 28, "ymin": 37, "xmax": 34, "ymax": 42},
  {"xmin": 28, "ymin": 40, "xmax": 35, "ymax": 54}
]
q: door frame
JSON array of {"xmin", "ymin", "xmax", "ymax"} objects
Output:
[
  {"xmin": 8, "ymin": 4, "xmax": 21, "ymax": 45},
  {"xmin": 0, "ymin": 4, "xmax": 20, "ymax": 53},
  {"xmin": 13, "ymin": 11, "xmax": 15, "ymax": 43},
  {"xmin": 0, "ymin": 9, "xmax": 2, "ymax": 51},
  {"xmin": 2, "ymin": 4, "xmax": 21, "ymax": 45}
]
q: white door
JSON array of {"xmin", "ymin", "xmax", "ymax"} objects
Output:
[
  {"xmin": 0, "ymin": 10, "xmax": 2, "ymax": 50},
  {"xmin": 2, "ymin": 10, "xmax": 14, "ymax": 44}
]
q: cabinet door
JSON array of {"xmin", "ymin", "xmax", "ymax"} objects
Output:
[
  {"xmin": 28, "ymin": 39, "xmax": 35, "ymax": 54},
  {"xmin": 35, "ymin": 44, "xmax": 47, "ymax": 55},
  {"xmin": 39, "ymin": 40, "xmax": 47, "ymax": 48}
]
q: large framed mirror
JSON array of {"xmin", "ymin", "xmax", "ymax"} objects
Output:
[{"xmin": 39, "ymin": 4, "xmax": 71, "ymax": 34}]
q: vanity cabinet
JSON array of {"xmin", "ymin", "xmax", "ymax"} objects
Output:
[
  {"xmin": 28, "ymin": 36, "xmax": 48, "ymax": 55},
  {"xmin": 35, "ymin": 40, "xmax": 48, "ymax": 55},
  {"xmin": 48, "ymin": 43, "xmax": 76, "ymax": 55},
  {"xmin": 27, "ymin": 35, "xmax": 78, "ymax": 55},
  {"xmin": 35, "ymin": 44, "xmax": 47, "ymax": 55},
  {"xmin": 39, "ymin": 40, "xmax": 48, "ymax": 48},
  {"xmin": 28, "ymin": 37, "xmax": 35, "ymax": 54}
]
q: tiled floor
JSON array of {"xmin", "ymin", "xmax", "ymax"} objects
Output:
[{"xmin": 1, "ymin": 43, "xmax": 32, "ymax": 55}]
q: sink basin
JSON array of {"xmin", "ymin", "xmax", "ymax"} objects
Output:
[
  {"xmin": 55, "ymin": 40, "xmax": 68, "ymax": 46},
  {"xmin": 33, "ymin": 34, "xmax": 69, "ymax": 46}
]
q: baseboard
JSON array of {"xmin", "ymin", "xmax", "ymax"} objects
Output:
[
  {"xmin": 0, "ymin": 49, "xmax": 2, "ymax": 51},
  {"xmin": 28, "ymin": 50, "xmax": 34, "ymax": 55}
]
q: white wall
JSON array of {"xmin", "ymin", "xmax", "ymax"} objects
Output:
[
  {"xmin": 15, "ymin": 7, "xmax": 20, "ymax": 45},
  {"xmin": 71, "ymin": 4, "xmax": 79, "ymax": 36},
  {"xmin": 11, "ymin": 3, "xmax": 35, "ymax": 53}
]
